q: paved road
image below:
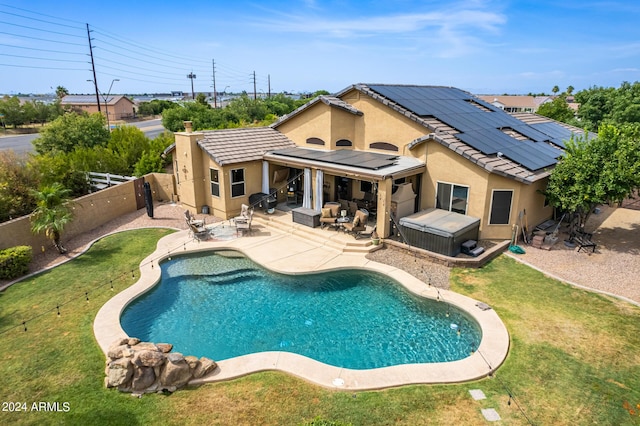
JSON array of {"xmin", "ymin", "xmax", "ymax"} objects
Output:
[{"xmin": 0, "ymin": 118, "xmax": 166, "ymax": 154}]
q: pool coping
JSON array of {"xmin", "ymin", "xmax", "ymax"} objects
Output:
[{"xmin": 93, "ymin": 227, "xmax": 510, "ymax": 391}]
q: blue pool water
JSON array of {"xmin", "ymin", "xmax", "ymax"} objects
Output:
[{"xmin": 121, "ymin": 250, "xmax": 482, "ymax": 369}]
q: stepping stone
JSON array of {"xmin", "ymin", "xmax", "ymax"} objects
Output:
[
  {"xmin": 481, "ymin": 408, "xmax": 501, "ymax": 422},
  {"xmin": 469, "ymin": 389, "xmax": 486, "ymax": 400}
]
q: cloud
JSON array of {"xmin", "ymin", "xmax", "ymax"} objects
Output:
[{"xmin": 250, "ymin": 2, "xmax": 506, "ymax": 59}]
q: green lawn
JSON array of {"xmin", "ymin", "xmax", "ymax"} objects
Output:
[{"xmin": 1, "ymin": 229, "xmax": 639, "ymax": 425}]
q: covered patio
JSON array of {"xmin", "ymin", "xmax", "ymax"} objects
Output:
[{"xmin": 263, "ymin": 147, "xmax": 426, "ymax": 238}]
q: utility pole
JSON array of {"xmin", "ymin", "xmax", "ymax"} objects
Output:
[
  {"xmin": 86, "ymin": 23, "xmax": 101, "ymax": 112},
  {"xmin": 212, "ymin": 59, "xmax": 217, "ymax": 108},
  {"xmin": 268, "ymin": 74, "xmax": 271, "ymax": 98},
  {"xmin": 253, "ymin": 71, "xmax": 257, "ymax": 100},
  {"xmin": 187, "ymin": 72, "xmax": 196, "ymax": 99}
]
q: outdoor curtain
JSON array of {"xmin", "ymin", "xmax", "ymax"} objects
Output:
[
  {"xmin": 262, "ymin": 161, "xmax": 269, "ymax": 194},
  {"xmin": 302, "ymin": 168, "xmax": 312, "ymax": 209},
  {"xmin": 315, "ymin": 169, "xmax": 323, "ymax": 211}
]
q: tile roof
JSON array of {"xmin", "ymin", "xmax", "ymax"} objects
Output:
[
  {"xmin": 335, "ymin": 84, "xmax": 589, "ymax": 183},
  {"xmin": 198, "ymin": 127, "xmax": 296, "ymax": 166},
  {"xmin": 271, "ymin": 95, "xmax": 363, "ymax": 128},
  {"xmin": 61, "ymin": 95, "xmax": 131, "ymax": 106}
]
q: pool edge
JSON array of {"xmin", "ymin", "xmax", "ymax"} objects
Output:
[{"xmin": 93, "ymin": 228, "xmax": 510, "ymax": 390}]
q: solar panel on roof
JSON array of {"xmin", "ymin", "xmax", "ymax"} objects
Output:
[
  {"xmin": 270, "ymin": 147, "xmax": 398, "ymax": 170},
  {"xmin": 365, "ymin": 84, "xmax": 574, "ymax": 171}
]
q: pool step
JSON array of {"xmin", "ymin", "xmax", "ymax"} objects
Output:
[{"xmin": 252, "ymin": 213, "xmax": 377, "ymax": 254}]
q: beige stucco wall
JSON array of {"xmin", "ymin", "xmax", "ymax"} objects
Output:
[
  {"xmin": 0, "ymin": 181, "xmax": 135, "ymax": 252},
  {"xmin": 0, "ymin": 173, "xmax": 174, "ymax": 252}
]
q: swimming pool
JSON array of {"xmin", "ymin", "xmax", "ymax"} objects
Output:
[{"xmin": 121, "ymin": 250, "xmax": 482, "ymax": 370}]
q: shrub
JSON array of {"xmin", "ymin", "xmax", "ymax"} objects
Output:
[{"xmin": 0, "ymin": 245, "xmax": 33, "ymax": 280}]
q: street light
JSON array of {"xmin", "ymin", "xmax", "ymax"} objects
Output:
[{"xmin": 103, "ymin": 79, "xmax": 120, "ymax": 131}]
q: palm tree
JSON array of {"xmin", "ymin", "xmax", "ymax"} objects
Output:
[{"xmin": 30, "ymin": 183, "xmax": 73, "ymax": 253}]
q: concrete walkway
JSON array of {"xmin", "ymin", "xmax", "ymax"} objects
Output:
[{"xmin": 94, "ymin": 216, "xmax": 510, "ymax": 391}]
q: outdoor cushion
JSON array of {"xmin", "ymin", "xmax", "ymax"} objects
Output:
[
  {"xmin": 321, "ymin": 208, "xmax": 332, "ymax": 218},
  {"xmin": 352, "ymin": 216, "xmax": 360, "ymax": 226}
]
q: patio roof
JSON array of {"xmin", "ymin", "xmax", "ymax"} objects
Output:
[{"xmin": 264, "ymin": 147, "xmax": 425, "ymax": 180}]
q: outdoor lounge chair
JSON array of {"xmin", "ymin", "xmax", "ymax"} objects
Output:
[
  {"xmin": 343, "ymin": 209, "xmax": 368, "ymax": 236},
  {"xmin": 355, "ymin": 224, "xmax": 377, "ymax": 240},
  {"xmin": 234, "ymin": 204, "xmax": 250, "ymax": 223},
  {"xmin": 189, "ymin": 222, "xmax": 211, "ymax": 241},
  {"xmin": 235, "ymin": 209, "xmax": 253, "ymax": 235},
  {"xmin": 319, "ymin": 202, "xmax": 341, "ymax": 229}
]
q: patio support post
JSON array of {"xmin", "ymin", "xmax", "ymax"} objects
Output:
[{"xmin": 314, "ymin": 169, "xmax": 324, "ymax": 211}]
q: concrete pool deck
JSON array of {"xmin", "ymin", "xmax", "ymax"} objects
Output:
[{"xmin": 93, "ymin": 218, "xmax": 510, "ymax": 391}]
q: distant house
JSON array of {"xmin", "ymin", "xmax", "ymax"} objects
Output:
[
  {"xmin": 61, "ymin": 95, "xmax": 135, "ymax": 121},
  {"xmin": 477, "ymin": 95, "xmax": 553, "ymax": 113},
  {"xmin": 170, "ymin": 84, "xmax": 589, "ymax": 241}
]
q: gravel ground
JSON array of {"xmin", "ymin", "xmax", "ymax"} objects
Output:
[
  {"xmin": 366, "ymin": 245, "xmax": 451, "ymax": 290},
  {"xmin": 508, "ymin": 204, "xmax": 640, "ymax": 304},
  {"xmin": 3, "ymin": 202, "xmax": 639, "ymax": 306}
]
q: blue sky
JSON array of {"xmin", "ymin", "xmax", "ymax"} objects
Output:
[{"xmin": 1, "ymin": 0, "xmax": 639, "ymax": 96}]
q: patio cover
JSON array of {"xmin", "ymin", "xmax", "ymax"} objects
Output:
[{"xmin": 263, "ymin": 147, "xmax": 425, "ymax": 180}]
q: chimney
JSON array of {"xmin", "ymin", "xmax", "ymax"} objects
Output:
[{"xmin": 184, "ymin": 121, "xmax": 193, "ymax": 133}]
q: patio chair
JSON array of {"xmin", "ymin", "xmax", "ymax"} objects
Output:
[
  {"xmin": 235, "ymin": 209, "xmax": 253, "ymax": 236},
  {"xmin": 184, "ymin": 210, "xmax": 204, "ymax": 227},
  {"xmin": 189, "ymin": 221, "xmax": 211, "ymax": 241},
  {"xmin": 343, "ymin": 209, "xmax": 369, "ymax": 237},
  {"xmin": 347, "ymin": 200, "xmax": 358, "ymax": 217},
  {"xmin": 355, "ymin": 224, "xmax": 377, "ymax": 240},
  {"xmin": 234, "ymin": 204, "xmax": 250, "ymax": 223},
  {"xmin": 319, "ymin": 202, "xmax": 341, "ymax": 229}
]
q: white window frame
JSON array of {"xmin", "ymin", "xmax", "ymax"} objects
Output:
[
  {"xmin": 488, "ymin": 189, "xmax": 514, "ymax": 225},
  {"xmin": 230, "ymin": 168, "xmax": 245, "ymax": 198},
  {"xmin": 435, "ymin": 181, "xmax": 469, "ymax": 215},
  {"xmin": 210, "ymin": 168, "xmax": 220, "ymax": 197}
]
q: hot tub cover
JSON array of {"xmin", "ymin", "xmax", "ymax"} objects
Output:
[{"xmin": 399, "ymin": 208, "xmax": 480, "ymax": 238}]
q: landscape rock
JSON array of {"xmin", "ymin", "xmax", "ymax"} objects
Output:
[
  {"xmin": 106, "ymin": 358, "xmax": 133, "ymax": 388},
  {"xmin": 133, "ymin": 349, "xmax": 165, "ymax": 367},
  {"xmin": 131, "ymin": 366, "xmax": 156, "ymax": 391},
  {"xmin": 160, "ymin": 356, "xmax": 191, "ymax": 388},
  {"xmin": 156, "ymin": 343, "xmax": 173, "ymax": 353},
  {"xmin": 104, "ymin": 338, "xmax": 215, "ymax": 394},
  {"xmin": 193, "ymin": 357, "xmax": 218, "ymax": 379}
]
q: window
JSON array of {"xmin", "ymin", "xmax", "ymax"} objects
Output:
[
  {"xmin": 369, "ymin": 142, "xmax": 398, "ymax": 152},
  {"xmin": 335, "ymin": 139, "xmax": 352, "ymax": 147},
  {"xmin": 210, "ymin": 168, "xmax": 220, "ymax": 197},
  {"xmin": 306, "ymin": 137, "xmax": 325, "ymax": 145},
  {"xmin": 436, "ymin": 182, "xmax": 469, "ymax": 215},
  {"xmin": 489, "ymin": 190, "xmax": 513, "ymax": 224},
  {"xmin": 230, "ymin": 168, "xmax": 245, "ymax": 198}
]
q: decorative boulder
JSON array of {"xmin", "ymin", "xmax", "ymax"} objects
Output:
[
  {"xmin": 160, "ymin": 353, "xmax": 191, "ymax": 388},
  {"xmin": 104, "ymin": 338, "xmax": 217, "ymax": 394},
  {"xmin": 131, "ymin": 366, "xmax": 156, "ymax": 391},
  {"xmin": 106, "ymin": 358, "xmax": 133, "ymax": 388},
  {"xmin": 193, "ymin": 357, "xmax": 218, "ymax": 379},
  {"xmin": 133, "ymin": 350, "xmax": 165, "ymax": 368}
]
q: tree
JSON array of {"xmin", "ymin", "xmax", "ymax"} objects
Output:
[
  {"xmin": 544, "ymin": 124, "xmax": 640, "ymax": 234},
  {"xmin": 0, "ymin": 151, "xmax": 39, "ymax": 222},
  {"xmin": 552, "ymin": 85, "xmax": 560, "ymax": 94},
  {"xmin": 196, "ymin": 92, "xmax": 210, "ymax": 106},
  {"xmin": 30, "ymin": 183, "xmax": 73, "ymax": 253},
  {"xmin": 33, "ymin": 112, "xmax": 110, "ymax": 154},
  {"xmin": 566, "ymin": 85, "xmax": 574, "ymax": 95},
  {"xmin": 55, "ymin": 85, "xmax": 69, "ymax": 99},
  {"xmin": 0, "ymin": 95, "xmax": 25, "ymax": 128},
  {"xmin": 537, "ymin": 95, "xmax": 575, "ymax": 123}
]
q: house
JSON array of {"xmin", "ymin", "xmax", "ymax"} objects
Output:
[
  {"xmin": 61, "ymin": 95, "xmax": 135, "ymax": 121},
  {"xmin": 172, "ymin": 84, "xmax": 589, "ymax": 241},
  {"xmin": 477, "ymin": 95, "xmax": 552, "ymax": 113}
]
